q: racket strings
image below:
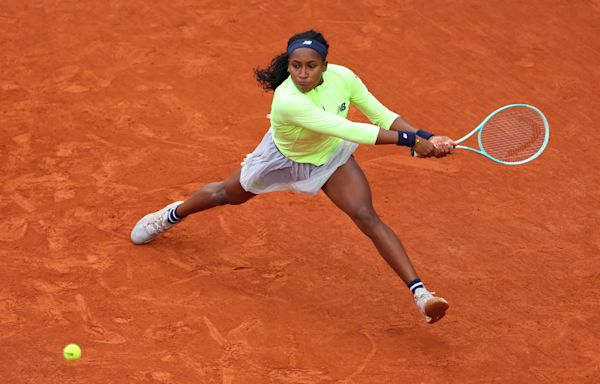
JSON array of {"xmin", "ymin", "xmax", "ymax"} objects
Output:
[{"xmin": 480, "ymin": 108, "xmax": 546, "ymax": 163}]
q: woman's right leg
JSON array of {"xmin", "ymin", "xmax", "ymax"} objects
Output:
[
  {"xmin": 130, "ymin": 168, "xmax": 255, "ymax": 244},
  {"xmin": 176, "ymin": 168, "xmax": 256, "ymax": 217}
]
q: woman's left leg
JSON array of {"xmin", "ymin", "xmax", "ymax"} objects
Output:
[
  {"xmin": 321, "ymin": 156, "xmax": 418, "ymax": 284},
  {"xmin": 321, "ymin": 156, "xmax": 448, "ymax": 323}
]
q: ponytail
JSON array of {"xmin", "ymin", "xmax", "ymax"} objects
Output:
[{"xmin": 254, "ymin": 53, "xmax": 289, "ymax": 92}]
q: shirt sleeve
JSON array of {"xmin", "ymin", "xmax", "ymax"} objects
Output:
[
  {"xmin": 276, "ymin": 94, "xmax": 380, "ymax": 145},
  {"xmin": 348, "ymin": 72, "xmax": 399, "ymax": 130}
]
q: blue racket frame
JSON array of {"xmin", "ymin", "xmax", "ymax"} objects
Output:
[{"xmin": 455, "ymin": 103, "xmax": 550, "ymax": 165}]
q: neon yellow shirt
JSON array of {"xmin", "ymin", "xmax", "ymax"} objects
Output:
[{"xmin": 270, "ymin": 64, "xmax": 399, "ymax": 165}]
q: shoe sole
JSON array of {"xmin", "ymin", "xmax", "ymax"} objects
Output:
[{"xmin": 424, "ymin": 298, "xmax": 449, "ymax": 324}]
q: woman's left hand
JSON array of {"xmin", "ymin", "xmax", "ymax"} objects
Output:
[{"xmin": 428, "ymin": 136, "xmax": 456, "ymax": 157}]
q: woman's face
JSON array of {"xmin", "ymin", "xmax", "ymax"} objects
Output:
[{"xmin": 288, "ymin": 48, "xmax": 327, "ymax": 93}]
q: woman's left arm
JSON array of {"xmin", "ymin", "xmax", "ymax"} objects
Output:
[
  {"xmin": 389, "ymin": 116, "xmax": 456, "ymax": 157},
  {"xmin": 347, "ymin": 70, "xmax": 455, "ymax": 157}
]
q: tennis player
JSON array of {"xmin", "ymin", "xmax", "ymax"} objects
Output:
[{"xmin": 131, "ymin": 30, "xmax": 455, "ymax": 324}]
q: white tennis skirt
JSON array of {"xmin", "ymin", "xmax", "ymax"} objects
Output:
[{"xmin": 240, "ymin": 129, "xmax": 358, "ymax": 195}]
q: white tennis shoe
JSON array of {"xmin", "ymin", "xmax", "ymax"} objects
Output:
[
  {"xmin": 130, "ymin": 201, "xmax": 183, "ymax": 244},
  {"xmin": 414, "ymin": 288, "xmax": 449, "ymax": 324}
]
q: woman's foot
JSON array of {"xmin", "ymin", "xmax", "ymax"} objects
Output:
[
  {"xmin": 414, "ymin": 288, "xmax": 449, "ymax": 324},
  {"xmin": 130, "ymin": 201, "xmax": 183, "ymax": 244}
]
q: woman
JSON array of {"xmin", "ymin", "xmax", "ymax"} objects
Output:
[{"xmin": 131, "ymin": 30, "xmax": 455, "ymax": 324}]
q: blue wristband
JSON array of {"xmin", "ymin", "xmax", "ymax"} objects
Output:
[
  {"xmin": 416, "ymin": 130, "xmax": 434, "ymax": 140},
  {"xmin": 397, "ymin": 131, "xmax": 416, "ymax": 147}
]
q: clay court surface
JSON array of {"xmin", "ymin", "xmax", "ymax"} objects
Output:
[{"xmin": 1, "ymin": 0, "xmax": 599, "ymax": 382}]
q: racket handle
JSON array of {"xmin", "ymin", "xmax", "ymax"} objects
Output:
[{"xmin": 411, "ymin": 144, "xmax": 457, "ymax": 157}]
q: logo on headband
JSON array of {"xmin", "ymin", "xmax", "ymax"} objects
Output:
[{"xmin": 287, "ymin": 39, "xmax": 327, "ymax": 58}]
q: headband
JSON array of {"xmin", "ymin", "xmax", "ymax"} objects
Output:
[{"xmin": 287, "ymin": 38, "xmax": 328, "ymax": 59}]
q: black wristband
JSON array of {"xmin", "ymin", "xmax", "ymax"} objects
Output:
[
  {"xmin": 416, "ymin": 129, "xmax": 434, "ymax": 140},
  {"xmin": 396, "ymin": 131, "xmax": 417, "ymax": 147}
]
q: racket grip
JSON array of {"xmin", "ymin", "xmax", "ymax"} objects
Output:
[{"xmin": 411, "ymin": 144, "xmax": 456, "ymax": 157}]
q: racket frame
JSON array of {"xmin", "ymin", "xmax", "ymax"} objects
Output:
[{"xmin": 455, "ymin": 103, "xmax": 550, "ymax": 165}]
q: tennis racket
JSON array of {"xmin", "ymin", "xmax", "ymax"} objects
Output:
[{"xmin": 413, "ymin": 104, "xmax": 550, "ymax": 165}]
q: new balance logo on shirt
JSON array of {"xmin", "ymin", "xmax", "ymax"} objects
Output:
[{"xmin": 338, "ymin": 102, "xmax": 347, "ymax": 113}]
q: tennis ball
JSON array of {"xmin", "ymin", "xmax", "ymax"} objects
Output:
[{"xmin": 63, "ymin": 343, "xmax": 82, "ymax": 361}]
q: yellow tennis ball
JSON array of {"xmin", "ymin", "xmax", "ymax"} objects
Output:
[{"xmin": 63, "ymin": 343, "xmax": 82, "ymax": 361}]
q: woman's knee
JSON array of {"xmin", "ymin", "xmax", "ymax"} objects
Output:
[
  {"xmin": 207, "ymin": 183, "xmax": 244, "ymax": 206},
  {"xmin": 351, "ymin": 206, "xmax": 381, "ymax": 233},
  {"xmin": 202, "ymin": 182, "xmax": 228, "ymax": 206},
  {"xmin": 204, "ymin": 173, "xmax": 253, "ymax": 206}
]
